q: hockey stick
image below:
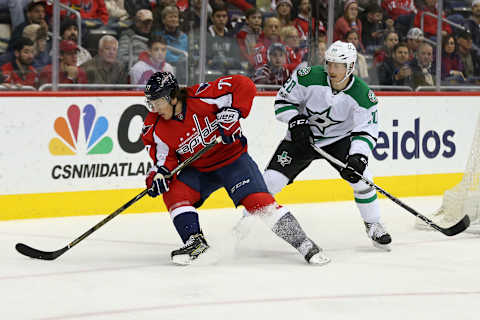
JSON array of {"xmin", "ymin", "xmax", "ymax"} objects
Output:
[
  {"xmin": 311, "ymin": 145, "xmax": 470, "ymax": 237},
  {"xmin": 15, "ymin": 136, "xmax": 222, "ymax": 260}
]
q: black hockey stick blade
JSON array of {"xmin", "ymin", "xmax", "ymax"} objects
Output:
[
  {"xmin": 437, "ymin": 215, "xmax": 470, "ymax": 236},
  {"xmin": 15, "ymin": 243, "xmax": 68, "ymax": 260}
]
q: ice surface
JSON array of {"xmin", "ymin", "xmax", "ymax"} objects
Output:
[{"xmin": 1, "ymin": 197, "xmax": 479, "ymax": 320}]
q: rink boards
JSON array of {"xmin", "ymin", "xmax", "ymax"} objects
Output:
[{"xmin": 1, "ymin": 91, "xmax": 479, "ymax": 220}]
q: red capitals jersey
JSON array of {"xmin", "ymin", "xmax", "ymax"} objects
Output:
[{"xmin": 142, "ymin": 75, "xmax": 256, "ymax": 173}]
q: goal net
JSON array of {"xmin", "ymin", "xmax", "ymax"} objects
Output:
[{"xmin": 415, "ymin": 114, "xmax": 480, "ymax": 233}]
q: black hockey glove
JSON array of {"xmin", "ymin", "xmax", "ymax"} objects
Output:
[
  {"xmin": 340, "ymin": 154, "xmax": 368, "ymax": 183},
  {"xmin": 146, "ymin": 166, "xmax": 171, "ymax": 197},
  {"xmin": 288, "ymin": 114, "xmax": 312, "ymax": 152}
]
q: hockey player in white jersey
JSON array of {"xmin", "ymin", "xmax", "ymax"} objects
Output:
[{"xmin": 238, "ymin": 40, "xmax": 392, "ymax": 251}]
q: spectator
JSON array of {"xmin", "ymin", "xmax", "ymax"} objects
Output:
[
  {"xmin": 60, "ymin": 18, "xmax": 92, "ymax": 66},
  {"xmin": 124, "ymin": 0, "xmax": 150, "ymax": 19},
  {"xmin": 456, "ymin": 31, "xmax": 480, "ymax": 80},
  {"xmin": 410, "ymin": 41, "xmax": 435, "ymax": 88},
  {"xmin": 8, "ymin": 0, "xmax": 48, "ymax": 52},
  {"xmin": 253, "ymin": 42, "xmax": 290, "ymax": 85},
  {"xmin": 39, "ymin": 40, "xmax": 88, "ymax": 86},
  {"xmin": 373, "ymin": 31, "xmax": 399, "ymax": 65},
  {"xmin": 405, "ymin": 27, "xmax": 423, "ymax": 60},
  {"xmin": 275, "ymin": 0, "xmax": 294, "ymax": 28},
  {"xmin": 315, "ymin": 40, "xmax": 327, "ymax": 65},
  {"xmin": 130, "ymin": 36, "xmax": 174, "ymax": 85},
  {"xmin": 441, "ymin": 34, "xmax": 465, "ymax": 82},
  {"xmin": 117, "ymin": 8, "xmax": 153, "ymax": 66},
  {"xmin": 464, "ymin": 0, "xmax": 480, "ymax": 52},
  {"xmin": 381, "ymin": 0, "xmax": 416, "ymax": 38},
  {"xmin": 130, "ymin": 35, "xmax": 174, "ymax": 85},
  {"xmin": 345, "ymin": 30, "xmax": 368, "ymax": 80},
  {"xmin": 294, "ymin": 0, "xmax": 326, "ymax": 42},
  {"xmin": 81, "ymin": 35, "xmax": 128, "ymax": 84},
  {"xmin": 23, "ymin": 23, "xmax": 50, "ymax": 69},
  {"xmin": 46, "ymin": 0, "xmax": 109, "ymax": 28},
  {"xmin": 334, "ymin": 0, "xmax": 363, "ymax": 48},
  {"xmin": 414, "ymin": 0, "xmax": 451, "ymax": 39},
  {"xmin": 252, "ymin": 17, "xmax": 281, "ymax": 68},
  {"xmin": 0, "ymin": 0, "xmax": 26, "ymax": 29},
  {"xmin": 105, "ymin": 0, "xmax": 129, "ymax": 22},
  {"xmin": 1, "ymin": 37, "xmax": 38, "ymax": 87},
  {"xmin": 360, "ymin": 3, "xmax": 386, "ymax": 54},
  {"xmin": 206, "ymin": 4, "xmax": 241, "ymax": 73},
  {"xmin": 280, "ymin": 25, "xmax": 305, "ymax": 70},
  {"xmin": 236, "ymin": 7, "xmax": 262, "ymax": 66},
  {"xmin": 152, "ymin": 6, "xmax": 188, "ymax": 65},
  {"xmin": 377, "ymin": 42, "xmax": 412, "ymax": 85},
  {"xmin": 182, "ymin": 0, "xmax": 209, "ymax": 33},
  {"xmin": 381, "ymin": 0, "xmax": 417, "ymax": 21}
]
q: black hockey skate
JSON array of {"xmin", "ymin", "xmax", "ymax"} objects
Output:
[
  {"xmin": 171, "ymin": 233, "xmax": 209, "ymax": 265},
  {"xmin": 364, "ymin": 222, "xmax": 392, "ymax": 251}
]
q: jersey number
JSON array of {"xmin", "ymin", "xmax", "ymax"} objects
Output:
[
  {"xmin": 368, "ymin": 110, "xmax": 378, "ymax": 124},
  {"xmin": 283, "ymin": 78, "xmax": 296, "ymax": 93}
]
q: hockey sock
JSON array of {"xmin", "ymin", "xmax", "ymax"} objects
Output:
[
  {"xmin": 172, "ymin": 211, "xmax": 201, "ymax": 243},
  {"xmin": 350, "ymin": 169, "xmax": 381, "ymax": 223},
  {"xmin": 271, "ymin": 211, "xmax": 310, "ymax": 252}
]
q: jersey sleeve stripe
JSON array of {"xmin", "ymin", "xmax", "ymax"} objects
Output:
[
  {"xmin": 274, "ymin": 99, "xmax": 299, "ymax": 107},
  {"xmin": 351, "ymin": 136, "xmax": 375, "ymax": 151},
  {"xmin": 275, "ymin": 105, "xmax": 298, "ymax": 115},
  {"xmin": 351, "ymin": 131, "xmax": 378, "ymax": 142}
]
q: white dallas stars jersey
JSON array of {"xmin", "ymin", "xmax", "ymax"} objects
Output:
[{"xmin": 275, "ymin": 65, "xmax": 379, "ymax": 156}]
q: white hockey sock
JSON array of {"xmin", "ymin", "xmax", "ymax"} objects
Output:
[{"xmin": 350, "ymin": 169, "xmax": 381, "ymax": 224}]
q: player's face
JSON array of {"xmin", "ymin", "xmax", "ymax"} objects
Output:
[
  {"xmin": 100, "ymin": 40, "xmax": 118, "ymax": 63},
  {"xmin": 246, "ymin": 13, "xmax": 262, "ymax": 33},
  {"xmin": 16, "ymin": 45, "xmax": 35, "ymax": 66},
  {"xmin": 150, "ymin": 42, "xmax": 167, "ymax": 63},
  {"xmin": 326, "ymin": 61, "xmax": 347, "ymax": 83},
  {"xmin": 150, "ymin": 97, "xmax": 174, "ymax": 119}
]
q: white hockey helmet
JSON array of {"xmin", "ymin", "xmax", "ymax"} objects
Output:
[{"xmin": 325, "ymin": 40, "xmax": 357, "ymax": 83}]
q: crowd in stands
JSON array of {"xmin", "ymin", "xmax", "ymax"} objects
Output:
[{"xmin": 0, "ymin": 0, "xmax": 479, "ymax": 91}]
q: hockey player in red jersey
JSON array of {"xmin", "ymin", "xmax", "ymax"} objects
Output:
[{"xmin": 141, "ymin": 71, "xmax": 330, "ymax": 266}]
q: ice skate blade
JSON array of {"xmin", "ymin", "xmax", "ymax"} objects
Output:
[
  {"xmin": 308, "ymin": 252, "xmax": 331, "ymax": 266},
  {"xmin": 171, "ymin": 254, "xmax": 192, "ymax": 266},
  {"xmin": 372, "ymin": 241, "xmax": 391, "ymax": 252}
]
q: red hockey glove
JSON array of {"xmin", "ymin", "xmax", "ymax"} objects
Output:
[
  {"xmin": 216, "ymin": 107, "xmax": 242, "ymax": 144},
  {"xmin": 340, "ymin": 154, "xmax": 368, "ymax": 183},
  {"xmin": 145, "ymin": 166, "xmax": 171, "ymax": 197}
]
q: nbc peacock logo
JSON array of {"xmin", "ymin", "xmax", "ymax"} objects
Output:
[{"xmin": 49, "ymin": 104, "xmax": 113, "ymax": 155}]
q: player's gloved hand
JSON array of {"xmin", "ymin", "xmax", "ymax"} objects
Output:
[
  {"xmin": 340, "ymin": 154, "xmax": 368, "ymax": 183},
  {"xmin": 288, "ymin": 114, "xmax": 312, "ymax": 152},
  {"xmin": 145, "ymin": 166, "xmax": 171, "ymax": 197},
  {"xmin": 216, "ymin": 107, "xmax": 242, "ymax": 144}
]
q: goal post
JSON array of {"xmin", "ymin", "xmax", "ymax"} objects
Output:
[{"xmin": 415, "ymin": 113, "xmax": 480, "ymax": 233}]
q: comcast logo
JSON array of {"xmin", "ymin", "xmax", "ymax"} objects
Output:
[{"xmin": 49, "ymin": 104, "xmax": 113, "ymax": 155}]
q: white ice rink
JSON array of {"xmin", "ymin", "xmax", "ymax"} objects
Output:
[{"xmin": 1, "ymin": 196, "xmax": 479, "ymax": 320}]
